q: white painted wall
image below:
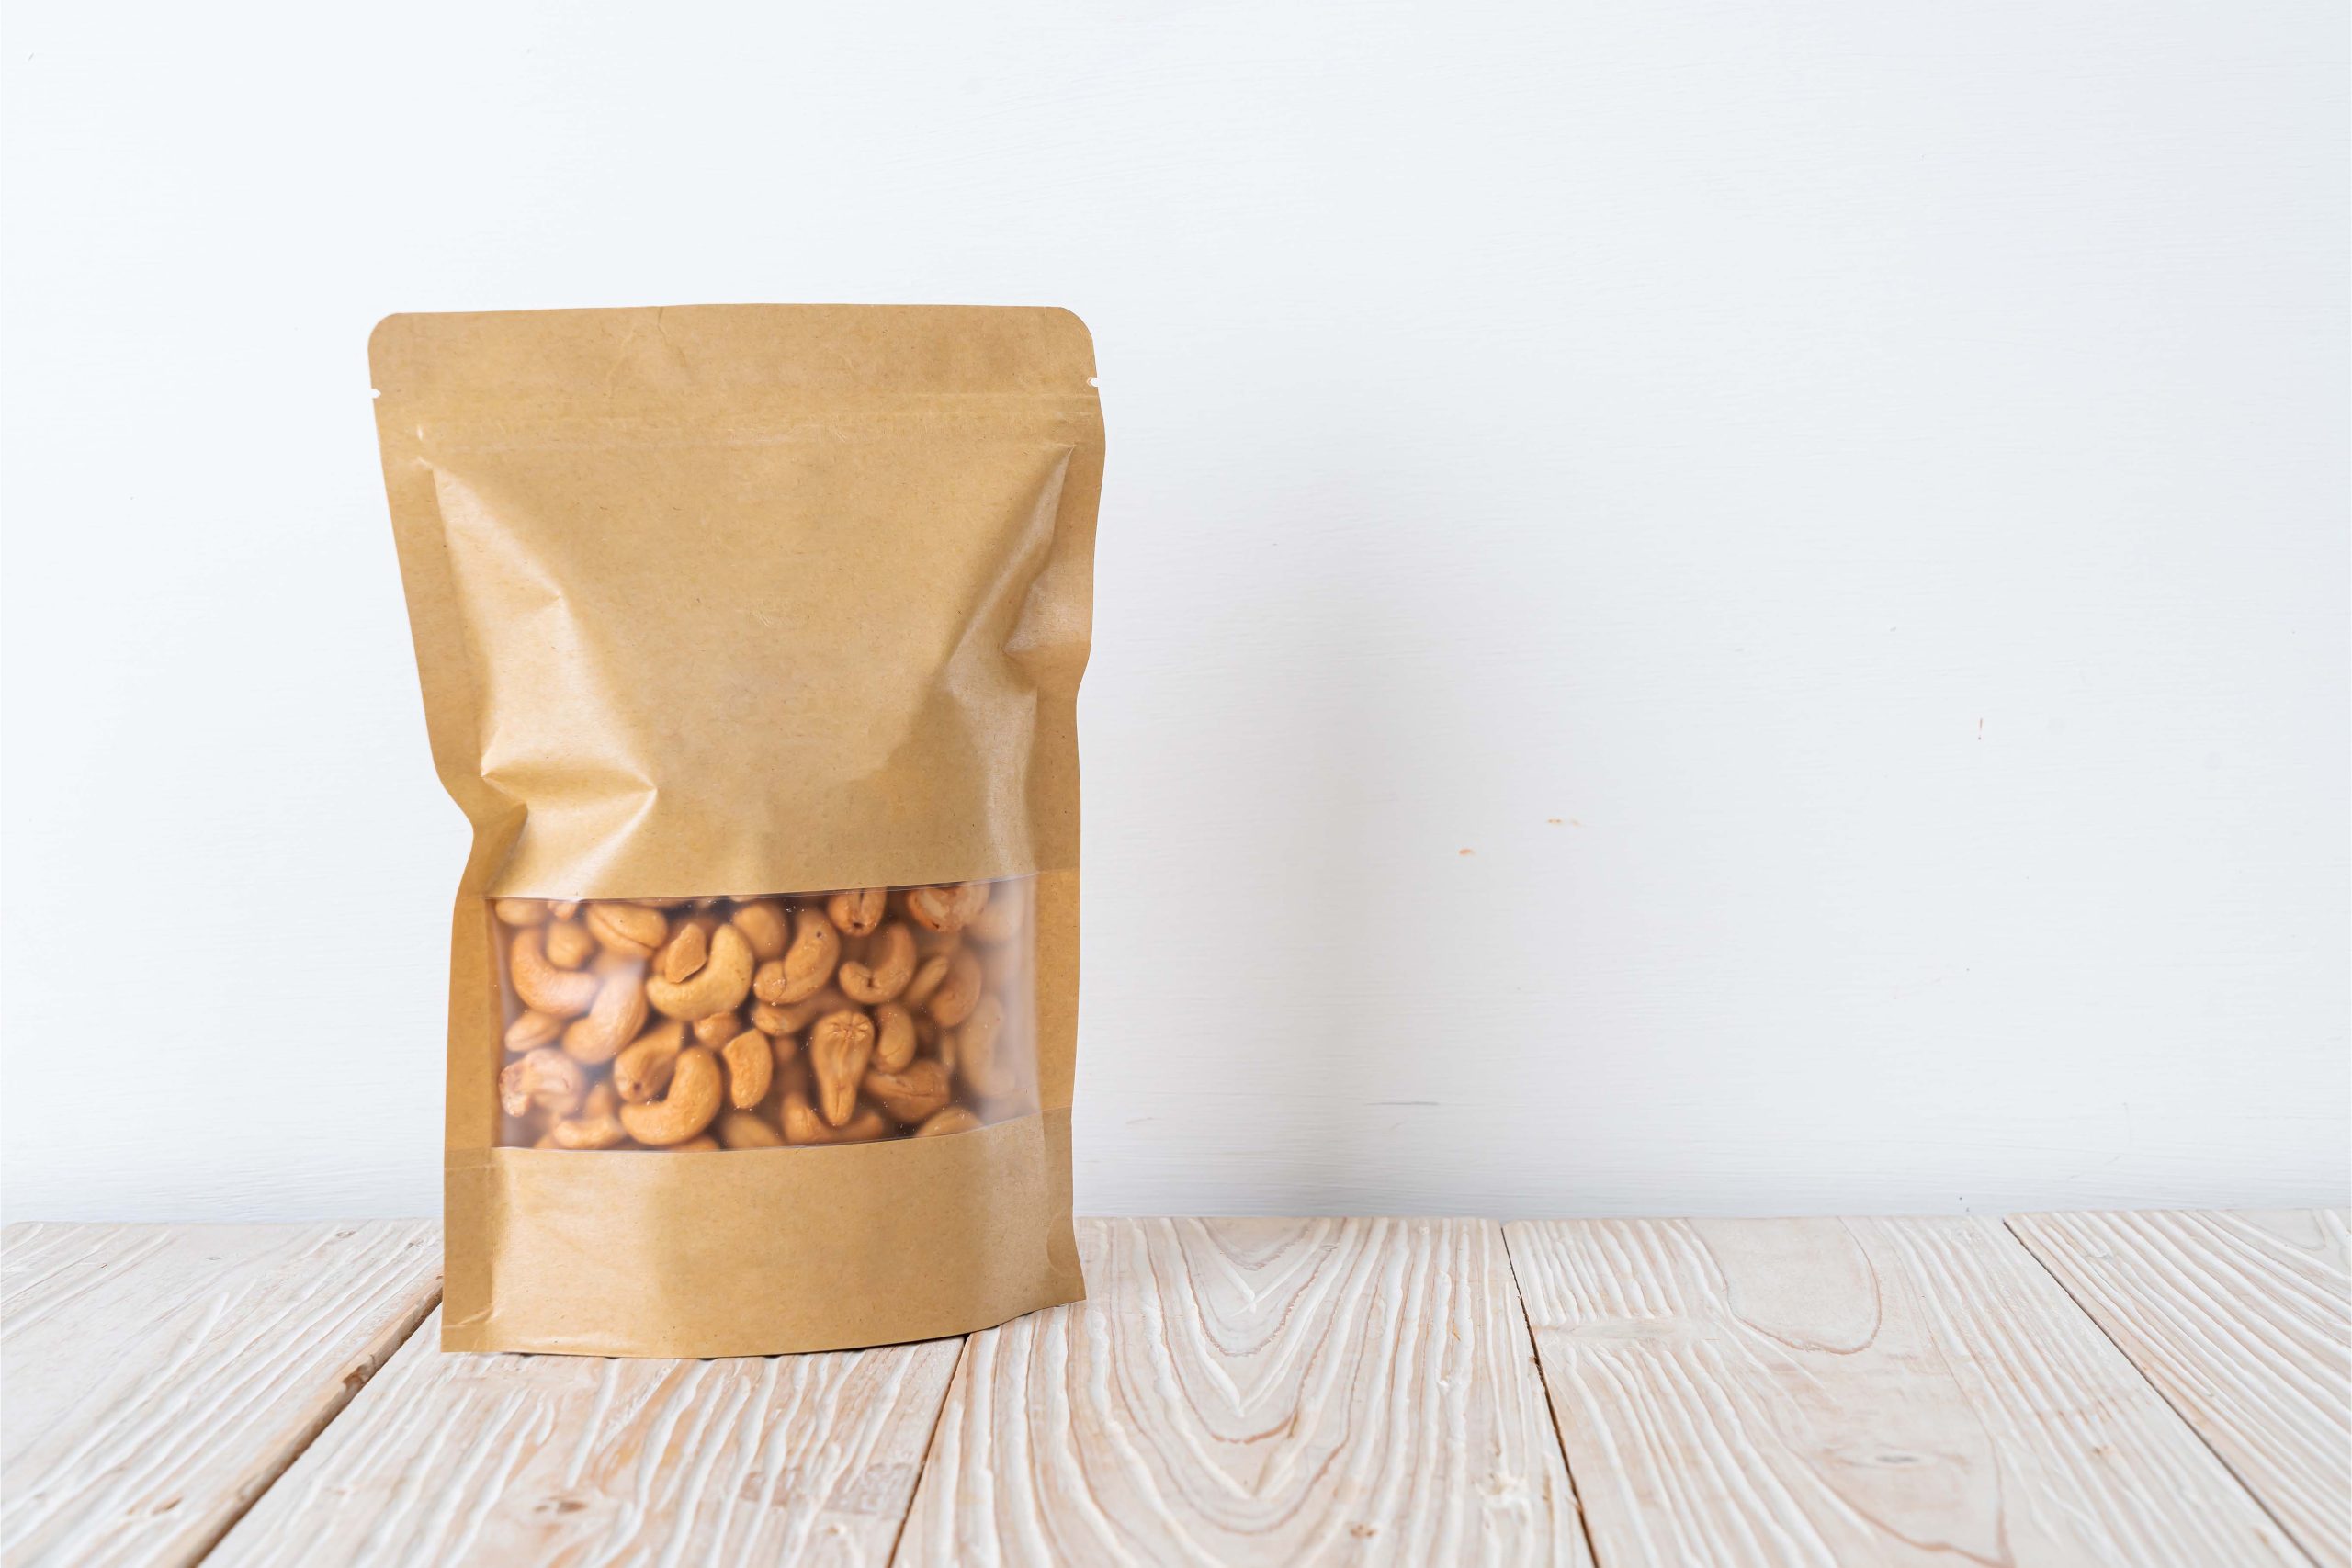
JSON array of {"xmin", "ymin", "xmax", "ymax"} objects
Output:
[{"xmin": 3, "ymin": 1, "xmax": 2343, "ymax": 1223}]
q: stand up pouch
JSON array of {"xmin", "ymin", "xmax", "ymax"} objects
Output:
[{"xmin": 370, "ymin": 304, "xmax": 1101, "ymax": 1354}]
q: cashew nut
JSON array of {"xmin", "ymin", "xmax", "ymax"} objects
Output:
[
  {"xmin": 652, "ymin": 1134, "xmax": 721, "ymax": 1151},
  {"xmin": 903, "ymin": 953, "xmax": 952, "ymax": 1011},
  {"xmin": 510, "ymin": 927, "xmax": 600, "ymax": 1018},
  {"xmin": 585, "ymin": 900, "xmax": 668, "ymax": 958},
  {"xmin": 912, "ymin": 922, "xmax": 965, "ymax": 959},
  {"xmin": 561, "ymin": 966, "xmax": 648, "ymax": 1064},
  {"xmin": 752, "ymin": 909, "xmax": 840, "ymax": 1007},
  {"xmin": 908, "ymin": 882, "xmax": 990, "ymax": 933},
  {"xmin": 927, "ymin": 948, "xmax": 984, "ymax": 1028},
  {"xmin": 915, "ymin": 1106, "xmax": 982, "ymax": 1138},
  {"xmin": 493, "ymin": 898, "xmax": 548, "ymax": 927},
  {"xmin": 872, "ymin": 1001, "xmax": 919, "ymax": 1072},
  {"xmin": 614, "ymin": 1019, "xmax": 685, "ymax": 1102},
  {"xmin": 500, "ymin": 1047, "xmax": 585, "ymax": 1118},
  {"xmin": 549, "ymin": 900, "xmax": 582, "ymax": 919},
  {"xmin": 865, "ymin": 1059, "xmax": 952, "ymax": 1124},
  {"xmin": 690, "ymin": 1010, "xmax": 742, "ymax": 1046},
  {"xmin": 946, "ymin": 993, "xmax": 1013, "ymax": 1096},
  {"xmin": 645, "ymin": 922, "xmax": 753, "ymax": 1020},
  {"xmin": 729, "ymin": 901, "xmax": 790, "ymax": 960},
  {"xmin": 838, "ymin": 922, "xmax": 916, "ymax": 1005},
  {"xmin": 967, "ymin": 882, "xmax": 1026, "ymax": 944},
  {"xmin": 782, "ymin": 1091, "xmax": 889, "ymax": 1145},
  {"xmin": 548, "ymin": 1083, "xmax": 627, "ymax": 1149},
  {"xmin": 544, "ymin": 919, "xmax": 596, "ymax": 970},
  {"xmin": 655, "ymin": 918, "xmax": 713, "ymax": 984},
  {"xmin": 750, "ymin": 985, "xmax": 843, "ymax": 1038},
  {"xmin": 720, "ymin": 1029, "xmax": 772, "ymax": 1110},
  {"xmin": 717, "ymin": 1110, "xmax": 784, "ymax": 1148},
  {"xmin": 827, "ymin": 888, "xmax": 886, "ymax": 937},
  {"xmin": 808, "ymin": 1009, "xmax": 876, "ymax": 1127},
  {"xmin": 504, "ymin": 1010, "xmax": 563, "ymax": 1052},
  {"xmin": 617, "ymin": 1043, "xmax": 723, "ymax": 1145}
]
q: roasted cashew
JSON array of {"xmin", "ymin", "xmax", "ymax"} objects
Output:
[
  {"xmin": 655, "ymin": 918, "xmax": 713, "ymax": 985},
  {"xmin": 614, "ymin": 1020, "xmax": 685, "ymax": 1102},
  {"xmin": 549, "ymin": 900, "xmax": 582, "ymax": 920},
  {"xmin": 645, "ymin": 922, "xmax": 753, "ymax": 1020},
  {"xmin": 967, "ymin": 883, "xmax": 1026, "ymax": 944},
  {"xmin": 946, "ymin": 993, "xmax": 1014, "ymax": 1096},
  {"xmin": 838, "ymin": 922, "xmax": 915, "ymax": 1005},
  {"xmin": 808, "ymin": 1009, "xmax": 876, "ymax": 1127},
  {"xmin": 544, "ymin": 919, "xmax": 595, "ymax": 970},
  {"xmin": 927, "ymin": 949, "xmax": 984, "ymax": 1028},
  {"xmin": 586, "ymin": 900, "xmax": 668, "ymax": 958},
  {"xmin": 548, "ymin": 1083, "xmax": 627, "ymax": 1149},
  {"xmin": 750, "ymin": 985, "xmax": 843, "ymax": 1038},
  {"xmin": 653, "ymin": 1134, "xmax": 721, "ymax": 1151},
  {"xmin": 911, "ymin": 922, "xmax": 965, "ymax": 959},
  {"xmin": 493, "ymin": 898, "xmax": 548, "ymax": 927},
  {"xmin": 864, "ymin": 1059, "xmax": 952, "ymax": 1124},
  {"xmin": 503, "ymin": 1010, "xmax": 563, "ymax": 1052},
  {"xmin": 752, "ymin": 909, "xmax": 840, "ymax": 1006},
  {"xmin": 782, "ymin": 1091, "xmax": 889, "ymax": 1145},
  {"xmin": 827, "ymin": 888, "xmax": 886, "ymax": 938},
  {"xmin": 561, "ymin": 966, "xmax": 648, "ymax": 1065},
  {"xmin": 717, "ymin": 1110, "xmax": 784, "ymax": 1148},
  {"xmin": 510, "ymin": 928, "xmax": 600, "ymax": 1018},
  {"xmin": 915, "ymin": 1106, "xmax": 981, "ymax": 1138},
  {"xmin": 720, "ymin": 1029, "xmax": 772, "ymax": 1110},
  {"xmin": 617, "ymin": 1043, "xmax": 722, "ymax": 1145},
  {"xmin": 907, "ymin": 882, "xmax": 991, "ymax": 933},
  {"xmin": 903, "ymin": 953, "xmax": 952, "ymax": 1011},
  {"xmin": 500, "ymin": 1047, "xmax": 585, "ymax": 1118},
  {"xmin": 872, "ymin": 1002, "xmax": 919, "ymax": 1073},
  {"xmin": 691, "ymin": 1010, "xmax": 742, "ymax": 1046},
  {"xmin": 729, "ymin": 901, "xmax": 789, "ymax": 960}
]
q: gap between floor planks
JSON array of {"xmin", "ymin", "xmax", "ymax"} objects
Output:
[
  {"xmin": 2009, "ymin": 1210, "xmax": 2351, "ymax": 1568},
  {"xmin": 0, "ymin": 1222, "xmax": 442, "ymax": 1568},
  {"xmin": 8, "ymin": 1213, "xmax": 2345, "ymax": 1568}
]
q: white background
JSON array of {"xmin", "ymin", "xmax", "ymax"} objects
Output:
[{"xmin": 3, "ymin": 1, "xmax": 2344, "ymax": 1223}]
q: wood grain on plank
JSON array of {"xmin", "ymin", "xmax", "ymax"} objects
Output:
[
  {"xmin": 2012, "ymin": 1208, "xmax": 2352, "ymax": 1568},
  {"xmin": 0, "ymin": 1220, "xmax": 439, "ymax": 1568},
  {"xmin": 1505, "ymin": 1215, "xmax": 2309, "ymax": 1568},
  {"xmin": 899, "ymin": 1216, "xmax": 1586, "ymax": 1566},
  {"xmin": 208, "ymin": 1306, "xmax": 961, "ymax": 1566}
]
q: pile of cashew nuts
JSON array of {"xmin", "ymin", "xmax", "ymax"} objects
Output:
[{"xmin": 493, "ymin": 881, "xmax": 1034, "ymax": 1150}]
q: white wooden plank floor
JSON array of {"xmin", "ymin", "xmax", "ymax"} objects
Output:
[
  {"xmin": 0, "ymin": 1221, "xmax": 439, "ymax": 1568},
  {"xmin": 2011, "ymin": 1209, "xmax": 2352, "ymax": 1568},
  {"xmin": 901, "ymin": 1217, "xmax": 1584, "ymax": 1565},
  {"xmin": 1506, "ymin": 1215, "xmax": 2312, "ymax": 1568},
  {"xmin": 3, "ymin": 1211, "xmax": 2345, "ymax": 1568},
  {"xmin": 209, "ymin": 1307, "xmax": 960, "ymax": 1566}
]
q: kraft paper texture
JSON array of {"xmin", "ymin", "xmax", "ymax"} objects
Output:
[{"xmin": 370, "ymin": 305, "xmax": 1102, "ymax": 1356}]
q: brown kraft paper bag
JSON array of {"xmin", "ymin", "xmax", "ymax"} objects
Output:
[{"xmin": 369, "ymin": 305, "xmax": 1101, "ymax": 1356}]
